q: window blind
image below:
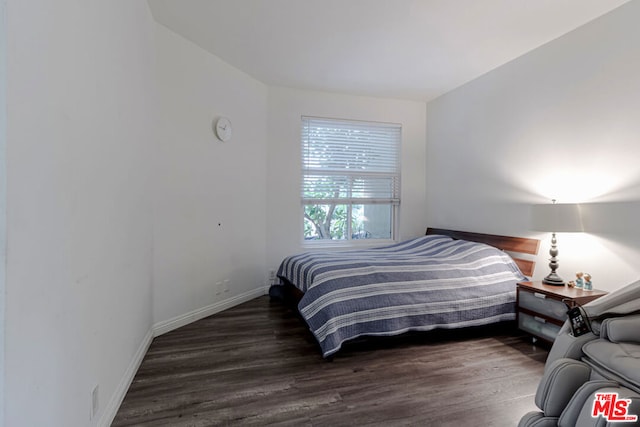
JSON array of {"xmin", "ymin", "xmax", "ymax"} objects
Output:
[{"xmin": 301, "ymin": 117, "xmax": 401, "ymax": 205}]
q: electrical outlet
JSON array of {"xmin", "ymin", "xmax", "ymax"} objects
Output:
[
  {"xmin": 269, "ymin": 270, "xmax": 276, "ymax": 280},
  {"xmin": 91, "ymin": 385, "xmax": 99, "ymax": 420},
  {"xmin": 223, "ymin": 279, "xmax": 230, "ymax": 293},
  {"xmin": 215, "ymin": 281, "xmax": 223, "ymax": 295}
]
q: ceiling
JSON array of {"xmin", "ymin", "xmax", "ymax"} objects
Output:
[{"xmin": 147, "ymin": 0, "xmax": 630, "ymax": 101}]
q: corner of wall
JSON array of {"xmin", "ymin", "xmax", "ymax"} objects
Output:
[{"xmin": 0, "ymin": 0, "xmax": 7, "ymax": 424}]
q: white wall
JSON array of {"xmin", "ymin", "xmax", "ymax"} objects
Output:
[
  {"xmin": 152, "ymin": 24, "xmax": 269, "ymax": 329},
  {"xmin": 0, "ymin": 0, "xmax": 6, "ymax": 424},
  {"xmin": 426, "ymin": 1, "xmax": 640, "ymax": 291},
  {"xmin": 266, "ymin": 87, "xmax": 427, "ymax": 269},
  {"xmin": 5, "ymin": 1, "xmax": 157, "ymax": 426}
]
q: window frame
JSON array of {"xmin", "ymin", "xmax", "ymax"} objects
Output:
[{"xmin": 300, "ymin": 116, "xmax": 401, "ymax": 246}]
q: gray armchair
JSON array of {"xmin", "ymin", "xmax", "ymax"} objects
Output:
[{"xmin": 519, "ymin": 280, "xmax": 640, "ymax": 427}]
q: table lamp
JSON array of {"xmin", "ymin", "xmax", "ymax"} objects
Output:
[{"xmin": 531, "ymin": 200, "xmax": 584, "ymax": 286}]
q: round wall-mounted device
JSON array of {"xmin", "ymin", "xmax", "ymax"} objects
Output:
[{"xmin": 214, "ymin": 116, "xmax": 232, "ymax": 142}]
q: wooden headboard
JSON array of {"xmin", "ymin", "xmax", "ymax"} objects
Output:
[{"xmin": 426, "ymin": 228, "xmax": 540, "ymax": 277}]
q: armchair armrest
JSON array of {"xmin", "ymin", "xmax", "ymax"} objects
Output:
[{"xmin": 601, "ymin": 314, "xmax": 640, "ymax": 344}]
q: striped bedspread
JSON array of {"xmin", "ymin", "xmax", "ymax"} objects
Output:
[{"xmin": 276, "ymin": 234, "xmax": 527, "ymax": 358}]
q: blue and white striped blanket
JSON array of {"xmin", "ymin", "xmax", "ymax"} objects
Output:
[{"xmin": 276, "ymin": 234, "xmax": 527, "ymax": 357}]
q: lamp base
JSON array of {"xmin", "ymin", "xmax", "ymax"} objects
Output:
[{"xmin": 542, "ymin": 272, "xmax": 565, "ymax": 286}]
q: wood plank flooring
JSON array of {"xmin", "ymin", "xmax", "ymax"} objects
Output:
[{"xmin": 112, "ymin": 296, "xmax": 549, "ymax": 426}]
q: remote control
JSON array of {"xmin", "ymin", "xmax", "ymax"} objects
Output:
[{"xmin": 567, "ymin": 306, "xmax": 590, "ymax": 337}]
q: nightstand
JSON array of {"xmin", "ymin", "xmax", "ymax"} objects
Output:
[{"xmin": 516, "ymin": 281, "xmax": 607, "ymax": 343}]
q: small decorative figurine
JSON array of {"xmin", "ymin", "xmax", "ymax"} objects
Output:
[
  {"xmin": 567, "ymin": 280, "xmax": 576, "ymax": 288},
  {"xmin": 584, "ymin": 273, "xmax": 593, "ymax": 291},
  {"xmin": 575, "ymin": 272, "xmax": 584, "ymax": 289}
]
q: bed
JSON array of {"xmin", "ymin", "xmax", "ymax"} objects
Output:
[{"xmin": 276, "ymin": 228, "xmax": 540, "ymax": 358}]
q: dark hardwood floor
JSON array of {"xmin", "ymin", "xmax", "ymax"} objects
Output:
[{"xmin": 112, "ymin": 296, "xmax": 548, "ymax": 426}]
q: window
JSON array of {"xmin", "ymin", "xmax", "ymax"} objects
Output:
[{"xmin": 301, "ymin": 116, "xmax": 401, "ymax": 242}]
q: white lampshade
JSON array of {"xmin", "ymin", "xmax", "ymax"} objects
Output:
[{"xmin": 531, "ymin": 203, "xmax": 584, "ymax": 232}]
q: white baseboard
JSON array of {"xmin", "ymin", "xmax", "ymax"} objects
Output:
[
  {"xmin": 99, "ymin": 286, "xmax": 268, "ymax": 427},
  {"xmin": 152, "ymin": 286, "xmax": 269, "ymax": 337},
  {"xmin": 99, "ymin": 328, "xmax": 153, "ymax": 427}
]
